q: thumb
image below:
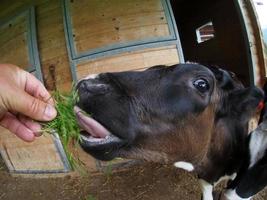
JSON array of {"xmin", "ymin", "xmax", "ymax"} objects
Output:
[{"xmin": 11, "ymin": 90, "xmax": 57, "ymax": 121}]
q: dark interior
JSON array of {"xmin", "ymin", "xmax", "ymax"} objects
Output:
[{"xmin": 170, "ymin": 0, "xmax": 252, "ymax": 86}]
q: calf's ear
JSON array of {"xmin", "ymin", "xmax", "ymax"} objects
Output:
[
  {"xmin": 230, "ymin": 86, "xmax": 264, "ymax": 118},
  {"xmin": 217, "ymin": 70, "xmax": 235, "ymax": 90},
  {"xmin": 208, "ymin": 66, "xmax": 240, "ymax": 90}
]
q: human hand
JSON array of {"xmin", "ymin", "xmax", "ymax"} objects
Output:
[{"xmin": 0, "ymin": 64, "xmax": 57, "ymax": 142}]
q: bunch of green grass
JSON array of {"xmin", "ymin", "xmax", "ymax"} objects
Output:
[{"xmin": 41, "ymin": 89, "xmax": 83, "ymax": 170}]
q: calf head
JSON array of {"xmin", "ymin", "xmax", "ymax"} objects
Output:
[
  {"xmin": 198, "ymin": 67, "xmax": 264, "ymax": 182},
  {"xmin": 75, "ymin": 64, "xmax": 263, "ymax": 166}
]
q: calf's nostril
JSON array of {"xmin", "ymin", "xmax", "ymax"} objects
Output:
[
  {"xmin": 78, "ymin": 81, "xmax": 109, "ymax": 95},
  {"xmin": 76, "ymin": 80, "xmax": 86, "ymax": 91},
  {"xmin": 77, "ymin": 81, "xmax": 87, "ymax": 90},
  {"xmin": 89, "ymin": 84, "xmax": 109, "ymax": 94}
]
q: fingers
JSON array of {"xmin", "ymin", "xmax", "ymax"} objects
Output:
[
  {"xmin": 0, "ymin": 112, "xmax": 35, "ymax": 142},
  {"xmin": 17, "ymin": 90, "xmax": 57, "ymax": 121},
  {"xmin": 0, "ymin": 65, "xmax": 56, "ymax": 142},
  {"xmin": 24, "ymin": 71, "xmax": 54, "ymax": 105},
  {"xmin": 18, "ymin": 115, "xmax": 42, "ymax": 136},
  {"xmin": 23, "ymin": 93, "xmax": 57, "ymax": 121}
]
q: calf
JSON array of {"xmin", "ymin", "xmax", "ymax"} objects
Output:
[
  {"xmin": 197, "ymin": 68, "xmax": 264, "ymax": 200},
  {"xmin": 74, "ymin": 63, "xmax": 263, "ymax": 200},
  {"xmin": 218, "ymin": 89, "xmax": 267, "ymax": 200}
]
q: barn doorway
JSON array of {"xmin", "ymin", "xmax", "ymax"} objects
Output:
[{"xmin": 170, "ymin": 0, "xmax": 252, "ymax": 86}]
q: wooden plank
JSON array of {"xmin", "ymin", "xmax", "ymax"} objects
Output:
[
  {"xmin": 37, "ymin": 23, "xmax": 64, "ymax": 40},
  {"xmin": 34, "ymin": 0, "xmax": 72, "ymax": 92},
  {"xmin": 41, "ymin": 54, "xmax": 69, "ymax": 67},
  {"xmin": 0, "ymin": 127, "xmax": 69, "ymax": 173},
  {"xmin": 40, "ymin": 44, "xmax": 69, "ymax": 61},
  {"xmin": 0, "ymin": 33, "xmax": 28, "ymax": 54},
  {"xmin": 76, "ymin": 46, "xmax": 179, "ymax": 79},
  {"xmin": 70, "ymin": 0, "xmax": 163, "ymax": 18},
  {"xmin": 36, "ymin": 7, "xmax": 62, "ymax": 27},
  {"xmin": 36, "ymin": 0, "xmax": 60, "ymax": 16},
  {"xmin": 41, "ymin": 55, "xmax": 72, "ymax": 91},
  {"xmin": 38, "ymin": 31, "xmax": 66, "ymax": 51},
  {"xmin": 0, "ymin": 31, "xmax": 29, "ymax": 69},
  {"xmin": 0, "ymin": 16, "xmax": 27, "ymax": 36},
  {"xmin": 0, "ymin": 16, "xmax": 27, "ymax": 47},
  {"xmin": 238, "ymin": 0, "xmax": 266, "ymax": 85},
  {"xmin": 0, "ymin": 1, "xmax": 30, "ymax": 20},
  {"xmin": 75, "ymin": 24, "xmax": 170, "ymax": 53},
  {"xmin": 72, "ymin": 11, "xmax": 167, "ymax": 34},
  {"xmin": 70, "ymin": 0, "xmax": 170, "ymax": 54}
]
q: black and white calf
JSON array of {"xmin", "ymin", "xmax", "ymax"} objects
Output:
[
  {"xmin": 194, "ymin": 67, "xmax": 264, "ymax": 200},
  {"xmin": 219, "ymin": 98, "xmax": 267, "ymax": 199},
  {"xmin": 74, "ymin": 64, "xmax": 264, "ymax": 200}
]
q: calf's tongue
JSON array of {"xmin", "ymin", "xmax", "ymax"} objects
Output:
[{"xmin": 74, "ymin": 106, "xmax": 109, "ymax": 138}]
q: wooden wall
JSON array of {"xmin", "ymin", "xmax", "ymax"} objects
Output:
[
  {"xmin": 70, "ymin": 0, "xmax": 170, "ymax": 54},
  {"xmin": 238, "ymin": 0, "xmax": 266, "ymax": 85},
  {"xmin": 67, "ymin": 0, "xmax": 180, "ymax": 79},
  {"xmin": 0, "ymin": 128, "xmax": 68, "ymax": 173},
  {"xmin": 0, "ymin": 15, "xmax": 29, "ymax": 70},
  {"xmin": 77, "ymin": 45, "xmax": 179, "ymax": 79},
  {"xmin": 36, "ymin": 1, "xmax": 72, "ymax": 91}
]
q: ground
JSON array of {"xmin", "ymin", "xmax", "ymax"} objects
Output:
[{"xmin": 1, "ymin": 159, "xmax": 267, "ymax": 200}]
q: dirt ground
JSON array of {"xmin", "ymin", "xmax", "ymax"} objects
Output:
[{"xmin": 1, "ymin": 159, "xmax": 267, "ymax": 200}]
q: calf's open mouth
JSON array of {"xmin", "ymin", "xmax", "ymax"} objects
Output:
[{"xmin": 74, "ymin": 106, "xmax": 122, "ymax": 146}]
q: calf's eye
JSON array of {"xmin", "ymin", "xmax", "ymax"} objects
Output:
[{"xmin": 193, "ymin": 79, "xmax": 210, "ymax": 93}]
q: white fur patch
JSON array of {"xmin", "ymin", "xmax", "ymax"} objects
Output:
[
  {"xmin": 85, "ymin": 74, "xmax": 98, "ymax": 79},
  {"xmin": 174, "ymin": 161, "xmax": 194, "ymax": 171},
  {"xmin": 78, "ymin": 74, "xmax": 99, "ymax": 83},
  {"xmin": 224, "ymin": 189, "xmax": 251, "ymax": 200},
  {"xmin": 249, "ymin": 123, "xmax": 267, "ymax": 168},
  {"xmin": 214, "ymin": 173, "xmax": 237, "ymax": 186},
  {"xmin": 199, "ymin": 179, "xmax": 213, "ymax": 200}
]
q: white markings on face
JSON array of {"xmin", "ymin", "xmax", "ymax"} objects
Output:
[
  {"xmin": 78, "ymin": 74, "xmax": 99, "ymax": 83},
  {"xmin": 85, "ymin": 74, "xmax": 98, "ymax": 79},
  {"xmin": 199, "ymin": 179, "xmax": 213, "ymax": 200},
  {"xmin": 174, "ymin": 161, "xmax": 194, "ymax": 172},
  {"xmin": 249, "ymin": 121, "xmax": 267, "ymax": 168},
  {"xmin": 214, "ymin": 173, "xmax": 237, "ymax": 186},
  {"xmin": 224, "ymin": 189, "xmax": 251, "ymax": 200}
]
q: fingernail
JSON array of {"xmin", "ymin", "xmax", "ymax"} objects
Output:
[
  {"xmin": 45, "ymin": 104, "xmax": 57, "ymax": 119},
  {"xmin": 23, "ymin": 130, "xmax": 35, "ymax": 142},
  {"xmin": 34, "ymin": 131, "xmax": 43, "ymax": 137},
  {"xmin": 30, "ymin": 123, "xmax": 42, "ymax": 135}
]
